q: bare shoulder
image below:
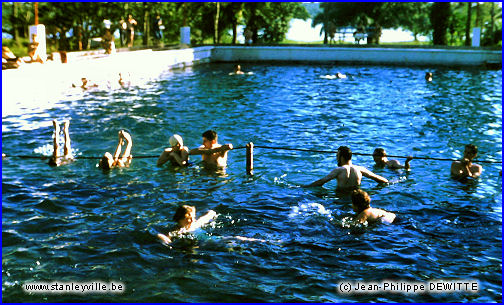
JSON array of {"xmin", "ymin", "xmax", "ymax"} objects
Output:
[{"xmin": 386, "ymin": 159, "xmax": 402, "ymax": 169}]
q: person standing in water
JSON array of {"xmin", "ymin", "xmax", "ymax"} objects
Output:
[
  {"xmin": 372, "ymin": 148, "xmax": 413, "ymax": 170},
  {"xmin": 157, "ymin": 134, "xmax": 189, "ymax": 167},
  {"xmin": 303, "ymin": 146, "xmax": 388, "ymax": 190},
  {"xmin": 450, "ymin": 144, "xmax": 482, "ymax": 180},
  {"xmin": 189, "ymin": 130, "xmax": 233, "ymax": 169}
]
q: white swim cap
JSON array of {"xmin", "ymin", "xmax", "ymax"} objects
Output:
[{"xmin": 169, "ymin": 134, "xmax": 183, "ymax": 147}]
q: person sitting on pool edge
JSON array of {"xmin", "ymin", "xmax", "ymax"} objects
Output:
[
  {"xmin": 450, "ymin": 144, "xmax": 482, "ymax": 180},
  {"xmin": 372, "ymin": 148, "xmax": 413, "ymax": 170},
  {"xmin": 157, "ymin": 205, "xmax": 217, "ymax": 244},
  {"xmin": 157, "ymin": 134, "xmax": 189, "ymax": 167},
  {"xmin": 189, "ymin": 130, "xmax": 233, "ymax": 168},
  {"xmin": 303, "ymin": 146, "xmax": 388, "ymax": 190},
  {"xmin": 49, "ymin": 119, "xmax": 74, "ymax": 166},
  {"xmin": 352, "ymin": 189, "xmax": 395, "ymax": 224},
  {"xmin": 98, "ymin": 130, "xmax": 133, "ymax": 170}
]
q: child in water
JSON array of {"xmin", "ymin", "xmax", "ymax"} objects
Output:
[
  {"xmin": 157, "ymin": 205, "xmax": 217, "ymax": 244},
  {"xmin": 352, "ymin": 189, "xmax": 396, "ymax": 224}
]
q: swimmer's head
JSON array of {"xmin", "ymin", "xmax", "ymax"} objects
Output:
[
  {"xmin": 173, "ymin": 205, "xmax": 196, "ymax": 228},
  {"xmin": 372, "ymin": 148, "xmax": 387, "ymax": 164},
  {"xmin": 425, "ymin": 72, "xmax": 433, "ymax": 82},
  {"xmin": 235, "ymin": 64, "xmax": 241, "ymax": 72},
  {"xmin": 464, "ymin": 144, "xmax": 478, "ymax": 159},
  {"xmin": 99, "ymin": 152, "xmax": 114, "ymax": 170},
  {"xmin": 169, "ymin": 134, "xmax": 183, "ymax": 148},
  {"xmin": 337, "ymin": 146, "xmax": 352, "ymax": 166},
  {"xmin": 351, "ymin": 189, "xmax": 371, "ymax": 213},
  {"xmin": 202, "ymin": 130, "xmax": 217, "ymax": 148}
]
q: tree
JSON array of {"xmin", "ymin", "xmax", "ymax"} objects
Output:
[
  {"xmin": 312, "ymin": 3, "xmax": 431, "ymax": 44},
  {"xmin": 465, "ymin": 2, "xmax": 472, "ymax": 46},
  {"xmin": 243, "ymin": 2, "xmax": 309, "ymax": 43},
  {"xmin": 430, "ymin": 2, "xmax": 451, "ymax": 45}
]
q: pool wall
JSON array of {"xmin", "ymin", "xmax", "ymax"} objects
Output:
[{"xmin": 210, "ymin": 46, "xmax": 501, "ymax": 67}]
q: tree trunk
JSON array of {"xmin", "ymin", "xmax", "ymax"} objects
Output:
[
  {"xmin": 214, "ymin": 2, "xmax": 220, "ymax": 44},
  {"xmin": 489, "ymin": 2, "xmax": 495, "ymax": 42},
  {"xmin": 475, "ymin": 3, "xmax": 481, "ymax": 28},
  {"xmin": 143, "ymin": 3, "xmax": 150, "ymax": 46},
  {"xmin": 13, "ymin": 2, "xmax": 19, "ymax": 43},
  {"xmin": 232, "ymin": 19, "xmax": 237, "ymax": 44},
  {"xmin": 465, "ymin": 2, "xmax": 472, "ymax": 46}
]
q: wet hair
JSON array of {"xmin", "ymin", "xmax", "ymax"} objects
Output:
[
  {"xmin": 173, "ymin": 205, "xmax": 195, "ymax": 222},
  {"xmin": 202, "ymin": 130, "xmax": 217, "ymax": 141},
  {"xmin": 99, "ymin": 152, "xmax": 113, "ymax": 170},
  {"xmin": 373, "ymin": 148, "xmax": 386, "ymax": 157},
  {"xmin": 465, "ymin": 144, "xmax": 478, "ymax": 155},
  {"xmin": 337, "ymin": 146, "xmax": 352, "ymax": 161},
  {"xmin": 351, "ymin": 189, "xmax": 371, "ymax": 213}
]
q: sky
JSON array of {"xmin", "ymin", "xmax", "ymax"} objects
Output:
[{"xmin": 285, "ymin": 18, "xmax": 429, "ymax": 43}]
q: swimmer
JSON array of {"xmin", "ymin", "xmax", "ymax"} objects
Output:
[
  {"xmin": 372, "ymin": 148, "xmax": 412, "ymax": 170},
  {"xmin": 352, "ymin": 189, "xmax": 396, "ymax": 224},
  {"xmin": 450, "ymin": 144, "xmax": 482, "ymax": 180},
  {"xmin": 336, "ymin": 72, "xmax": 346, "ymax": 79},
  {"xmin": 425, "ymin": 72, "xmax": 433, "ymax": 82},
  {"xmin": 157, "ymin": 205, "xmax": 217, "ymax": 244},
  {"xmin": 189, "ymin": 130, "xmax": 233, "ymax": 168},
  {"xmin": 157, "ymin": 134, "xmax": 189, "ymax": 167},
  {"xmin": 118, "ymin": 72, "xmax": 130, "ymax": 88},
  {"xmin": 48, "ymin": 119, "xmax": 74, "ymax": 166},
  {"xmin": 98, "ymin": 130, "xmax": 133, "ymax": 170},
  {"xmin": 303, "ymin": 146, "xmax": 388, "ymax": 190},
  {"xmin": 320, "ymin": 72, "xmax": 346, "ymax": 79},
  {"xmin": 72, "ymin": 77, "xmax": 98, "ymax": 90},
  {"xmin": 234, "ymin": 64, "xmax": 245, "ymax": 75}
]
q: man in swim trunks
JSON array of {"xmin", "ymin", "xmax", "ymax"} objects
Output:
[
  {"xmin": 450, "ymin": 144, "xmax": 482, "ymax": 180},
  {"xmin": 372, "ymin": 148, "xmax": 412, "ymax": 170},
  {"xmin": 189, "ymin": 130, "xmax": 233, "ymax": 168},
  {"xmin": 49, "ymin": 119, "xmax": 74, "ymax": 166},
  {"xmin": 303, "ymin": 146, "xmax": 388, "ymax": 190}
]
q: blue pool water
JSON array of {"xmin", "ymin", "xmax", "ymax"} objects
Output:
[{"xmin": 2, "ymin": 63, "xmax": 502, "ymax": 302}]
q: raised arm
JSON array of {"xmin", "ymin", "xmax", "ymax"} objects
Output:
[
  {"xmin": 112, "ymin": 131, "xmax": 123, "ymax": 160},
  {"xmin": 189, "ymin": 144, "xmax": 233, "ymax": 156},
  {"xmin": 120, "ymin": 130, "xmax": 133, "ymax": 160},
  {"xmin": 388, "ymin": 156, "xmax": 413, "ymax": 170},
  {"xmin": 193, "ymin": 210, "xmax": 217, "ymax": 229},
  {"xmin": 303, "ymin": 168, "xmax": 339, "ymax": 187},
  {"xmin": 157, "ymin": 148, "xmax": 172, "ymax": 166},
  {"xmin": 359, "ymin": 166, "xmax": 388, "ymax": 184},
  {"xmin": 170, "ymin": 147, "xmax": 189, "ymax": 167}
]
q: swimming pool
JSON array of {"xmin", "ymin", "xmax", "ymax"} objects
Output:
[{"xmin": 2, "ymin": 63, "xmax": 502, "ymax": 302}]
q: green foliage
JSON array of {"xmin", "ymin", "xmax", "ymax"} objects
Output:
[
  {"xmin": 243, "ymin": 2, "xmax": 309, "ymax": 43},
  {"xmin": 312, "ymin": 3, "xmax": 434, "ymax": 44}
]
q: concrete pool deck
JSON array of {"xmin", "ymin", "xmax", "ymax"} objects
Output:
[{"xmin": 2, "ymin": 45, "xmax": 501, "ymax": 114}]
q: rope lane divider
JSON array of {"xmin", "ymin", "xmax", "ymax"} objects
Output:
[
  {"xmin": 2, "ymin": 144, "xmax": 501, "ymax": 164},
  {"xmin": 252, "ymin": 145, "xmax": 501, "ymax": 164}
]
